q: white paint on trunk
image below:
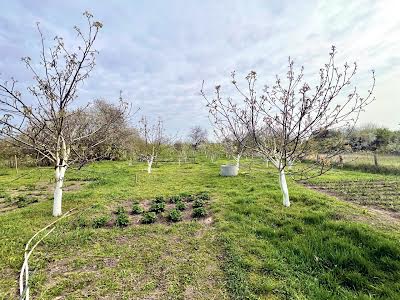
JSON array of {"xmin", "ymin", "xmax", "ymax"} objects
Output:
[
  {"xmin": 53, "ymin": 165, "xmax": 66, "ymax": 217},
  {"xmin": 279, "ymin": 169, "xmax": 290, "ymax": 207},
  {"xmin": 235, "ymin": 154, "xmax": 241, "ymax": 169},
  {"xmin": 147, "ymin": 157, "xmax": 153, "ymax": 173}
]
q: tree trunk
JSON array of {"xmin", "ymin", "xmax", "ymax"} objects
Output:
[
  {"xmin": 279, "ymin": 169, "xmax": 290, "ymax": 207},
  {"xmin": 235, "ymin": 154, "xmax": 241, "ymax": 169},
  {"xmin": 373, "ymin": 152, "xmax": 378, "ymax": 167},
  {"xmin": 147, "ymin": 157, "xmax": 153, "ymax": 173},
  {"xmin": 53, "ymin": 165, "xmax": 66, "ymax": 217}
]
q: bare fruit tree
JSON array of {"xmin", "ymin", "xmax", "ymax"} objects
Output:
[
  {"xmin": 0, "ymin": 12, "xmax": 129, "ymax": 216},
  {"xmin": 201, "ymin": 84, "xmax": 250, "ymax": 169},
  {"xmin": 188, "ymin": 126, "xmax": 207, "ymax": 151},
  {"xmin": 202, "ymin": 46, "xmax": 375, "ymax": 207},
  {"xmin": 137, "ymin": 116, "xmax": 165, "ymax": 173}
]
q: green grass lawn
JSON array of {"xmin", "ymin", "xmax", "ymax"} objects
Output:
[{"xmin": 0, "ymin": 159, "xmax": 399, "ymax": 299}]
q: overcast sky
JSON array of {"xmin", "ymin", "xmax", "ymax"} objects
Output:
[{"xmin": 1, "ymin": 0, "xmax": 399, "ymax": 137}]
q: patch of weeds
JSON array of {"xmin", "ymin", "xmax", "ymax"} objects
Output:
[
  {"xmin": 169, "ymin": 195, "xmax": 181, "ymax": 203},
  {"xmin": 179, "ymin": 192, "xmax": 194, "ymax": 201},
  {"xmin": 141, "ymin": 212, "xmax": 157, "ymax": 224},
  {"xmin": 116, "ymin": 206, "xmax": 126, "ymax": 215},
  {"xmin": 168, "ymin": 209, "xmax": 182, "ymax": 222},
  {"xmin": 149, "ymin": 201, "xmax": 165, "ymax": 213},
  {"xmin": 15, "ymin": 195, "xmax": 38, "ymax": 208},
  {"xmin": 193, "ymin": 207, "xmax": 207, "ymax": 218},
  {"xmin": 175, "ymin": 200, "xmax": 186, "ymax": 211},
  {"xmin": 115, "ymin": 206, "xmax": 129, "ymax": 227},
  {"xmin": 193, "ymin": 199, "xmax": 205, "ymax": 208},
  {"xmin": 132, "ymin": 203, "xmax": 144, "ymax": 214},
  {"xmin": 75, "ymin": 215, "xmax": 90, "ymax": 228},
  {"xmin": 92, "ymin": 215, "xmax": 109, "ymax": 228},
  {"xmin": 154, "ymin": 196, "xmax": 165, "ymax": 203},
  {"xmin": 196, "ymin": 191, "xmax": 210, "ymax": 200}
]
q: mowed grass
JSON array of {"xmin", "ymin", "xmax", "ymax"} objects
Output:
[{"xmin": 0, "ymin": 159, "xmax": 400, "ymax": 299}]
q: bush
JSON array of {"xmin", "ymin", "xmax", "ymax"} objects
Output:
[
  {"xmin": 150, "ymin": 201, "xmax": 165, "ymax": 213},
  {"xmin": 193, "ymin": 199, "xmax": 205, "ymax": 208},
  {"xmin": 92, "ymin": 215, "xmax": 109, "ymax": 228},
  {"xmin": 116, "ymin": 212, "xmax": 129, "ymax": 227},
  {"xmin": 132, "ymin": 203, "xmax": 143, "ymax": 214},
  {"xmin": 196, "ymin": 191, "xmax": 210, "ymax": 200},
  {"xmin": 155, "ymin": 196, "xmax": 165, "ymax": 203},
  {"xmin": 168, "ymin": 209, "xmax": 182, "ymax": 222},
  {"xmin": 175, "ymin": 200, "xmax": 186, "ymax": 211},
  {"xmin": 141, "ymin": 212, "xmax": 157, "ymax": 224},
  {"xmin": 192, "ymin": 207, "xmax": 207, "ymax": 218},
  {"xmin": 169, "ymin": 195, "xmax": 181, "ymax": 203}
]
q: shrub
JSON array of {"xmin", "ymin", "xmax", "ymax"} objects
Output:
[
  {"xmin": 132, "ymin": 203, "xmax": 143, "ymax": 214},
  {"xmin": 150, "ymin": 201, "xmax": 165, "ymax": 213},
  {"xmin": 192, "ymin": 207, "xmax": 207, "ymax": 218},
  {"xmin": 175, "ymin": 200, "xmax": 186, "ymax": 211},
  {"xmin": 141, "ymin": 212, "xmax": 157, "ymax": 224},
  {"xmin": 116, "ymin": 212, "xmax": 129, "ymax": 227},
  {"xmin": 193, "ymin": 199, "xmax": 205, "ymax": 208},
  {"xmin": 168, "ymin": 209, "xmax": 182, "ymax": 222},
  {"xmin": 92, "ymin": 215, "xmax": 109, "ymax": 228},
  {"xmin": 196, "ymin": 191, "xmax": 210, "ymax": 200},
  {"xmin": 155, "ymin": 196, "xmax": 165, "ymax": 203},
  {"xmin": 169, "ymin": 195, "xmax": 181, "ymax": 203}
]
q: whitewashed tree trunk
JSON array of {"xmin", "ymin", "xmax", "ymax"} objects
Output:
[
  {"xmin": 279, "ymin": 169, "xmax": 290, "ymax": 207},
  {"xmin": 235, "ymin": 154, "xmax": 241, "ymax": 169},
  {"xmin": 147, "ymin": 156, "xmax": 153, "ymax": 173},
  {"xmin": 53, "ymin": 165, "xmax": 66, "ymax": 217}
]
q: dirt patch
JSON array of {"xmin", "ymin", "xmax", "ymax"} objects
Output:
[{"xmin": 108, "ymin": 194, "xmax": 213, "ymax": 227}]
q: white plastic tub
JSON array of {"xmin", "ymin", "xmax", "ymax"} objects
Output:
[{"xmin": 220, "ymin": 164, "xmax": 238, "ymax": 176}]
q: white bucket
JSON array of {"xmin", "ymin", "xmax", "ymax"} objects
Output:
[{"xmin": 220, "ymin": 164, "xmax": 238, "ymax": 176}]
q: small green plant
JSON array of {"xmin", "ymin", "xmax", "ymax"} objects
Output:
[
  {"xmin": 116, "ymin": 206, "xmax": 126, "ymax": 215},
  {"xmin": 116, "ymin": 212, "xmax": 129, "ymax": 227},
  {"xmin": 132, "ymin": 203, "xmax": 143, "ymax": 214},
  {"xmin": 175, "ymin": 200, "xmax": 186, "ymax": 211},
  {"xmin": 186, "ymin": 194, "xmax": 195, "ymax": 202},
  {"xmin": 193, "ymin": 199, "xmax": 205, "ymax": 208},
  {"xmin": 150, "ymin": 201, "xmax": 165, "ymax": 213},
  {"xmin": 192, "ymin": 207, "xmax": 207, "ymax": 218},
  {"xmin": 141, "ymin": 212, "xmax": 157, "ymax": 224},
  {"xmin": 168, "ymin": 209, "xmax": 182, "ymax": 222},
  {"xmin": 169, "ymin": 195, "xmax": 181, "ymax": 203},
  {"xmin": 115, "ymin": 206, "xmax": 129, "ymax": 227},
  {"xmin": 196, "ymin": 192, "xmax": 210, "ymax": 200},
  {"xmin": 92, "ymin": 215, "xmax": 109, "ymax": 228},
  {"xmin": 154, "ymin": 196, "xmax": 165, "ymax": 203}
]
